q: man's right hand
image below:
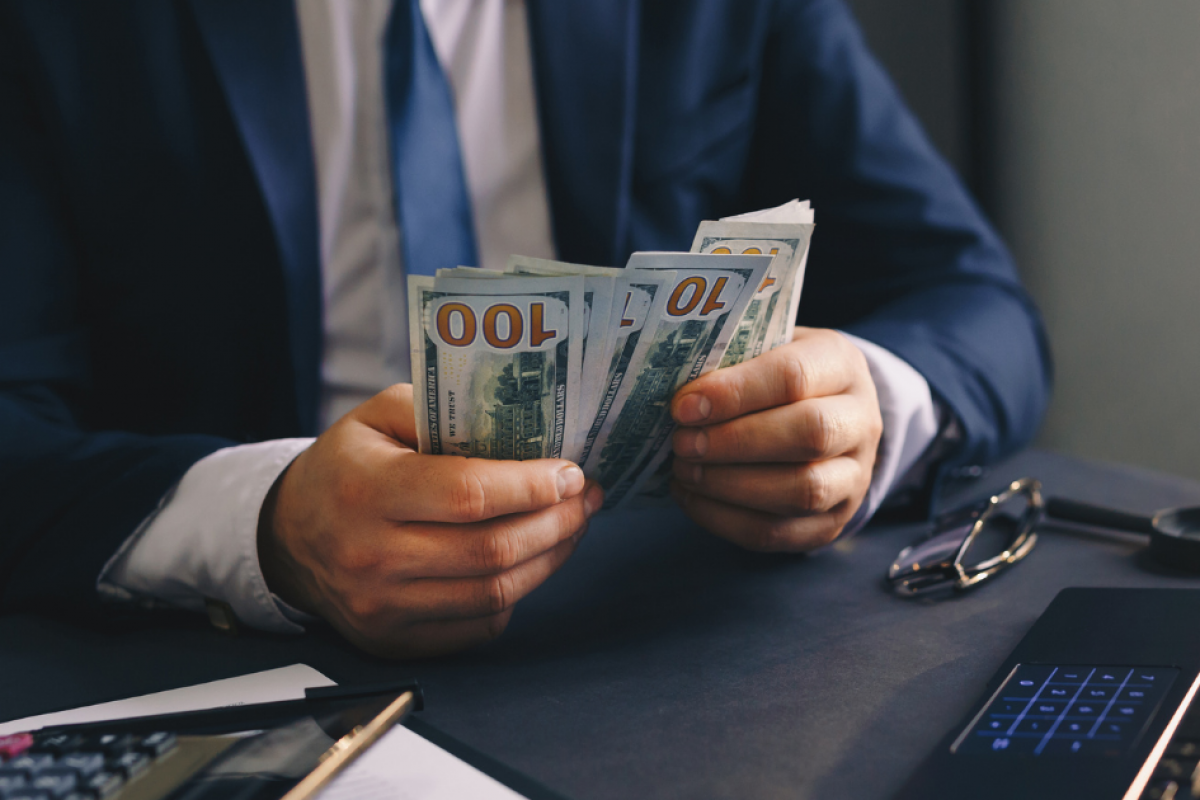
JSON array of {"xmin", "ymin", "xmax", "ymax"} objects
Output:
[{"xmin": 257, "ymin": 384, "xmax": 602, "ymax": 659}]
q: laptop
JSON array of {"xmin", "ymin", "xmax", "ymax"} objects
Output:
[{"xmin": 896, "ymin": 588, "xmax": 1200, "ymax": 800}]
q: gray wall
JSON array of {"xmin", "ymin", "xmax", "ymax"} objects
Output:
[
  {"xmin": 850, "ymin": 0, "xmax": 1200, "ymax": 481},
  {"xmin": 988, "ymin": 2, "xmax": 1200, "ymax": 480}
]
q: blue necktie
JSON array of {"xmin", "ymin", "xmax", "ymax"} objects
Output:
[{"xmin": 384, "ymin": 0, "xmax": 479, "ymax": 276}]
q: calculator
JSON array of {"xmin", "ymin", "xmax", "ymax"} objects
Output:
[
  {"xmin": 896, "ymin": 589, "xmax": 1200, "ymax": 800},
  {"xmin": 0, "ymin": 682, "xmax": 420, "ymax": 800}
]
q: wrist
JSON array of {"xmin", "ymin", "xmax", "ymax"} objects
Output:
[{"xmin": 256, "ymin": 462, "xmax": 317, "ymax": 616}]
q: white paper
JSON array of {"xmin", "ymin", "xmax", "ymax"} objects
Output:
[
  {"xmin": 0, "ymin": 664, "xmax": 334, "ymax": 736},
  {"xmin": 319, "ymin": 723, "xmax": 524, "ymax": 800}
]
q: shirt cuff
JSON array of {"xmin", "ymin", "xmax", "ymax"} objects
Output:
[
  {"xmin": 98, "ymin": 438, "xmax": 316, "ymax": 634},
  {"xmin": 838, "ymin": 332, "xmax": 942, "ymax": 536}
]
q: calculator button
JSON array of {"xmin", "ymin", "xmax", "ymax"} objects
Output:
[
  {"xmin": 1071, "ymin": 704, "xmax": 1102, "ymax": 718},
  {"xmin": 58, "ymin": 753, "xmax": 104, "ymax": 778},
  {"xmin": 0, "ymin": 735, "xmax": 34, "ymax": 761},
  {"xmin": 30, "ymin": 767, "xmax": 78, "ymax": 797},
  {"xmin": 29, "ymin": 735, "xmax": 80, "ymax": 758},
  {"xmin": 94, "ymin": 735, "xmax": 135, "ymax": 759},
  {"xmin": 136, "ymin": 732, "xmax": 177, "ymax": 758},
  {"xmin": 3, "ymin": 789, "xmax": 53, "ymax": 800},
  {"xmin": 0, "ymin": 770, "xmax": 30, "ymax": 791},
  {"xmin": 84, "ymin": 771, "xmax": 124, "ymax": 798},
  {"xmin": 7, "ymin": 754, "xmax": 54, "ymax": 775},
  {"xmin": 992, "ymin": 701, "xmax": 1026, "ymax": 715},
  {"xmin": 1083, "ymin": 687, "xmax": 1115, "ymax": 701},
  {"xmin": 1121, "ymin": 688, "xmax": 1151, "ymax": 702},
  {"xmin": 982, "ymin": 717, "xmax": 1009, "ymax": 733},
  {"xmin": 1059, "ymin": 721, "xmax": 1090, "ymax": 735},
  {"xmin": 108, "ymin": 751, "xmax": 150, "ymax": 780}
]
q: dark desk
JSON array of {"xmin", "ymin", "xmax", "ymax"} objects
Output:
[{"xmin": 3, "ymin": 450, "xmax": 1200, "ymax": 800}]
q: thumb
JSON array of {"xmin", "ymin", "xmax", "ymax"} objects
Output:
[{"xmin": 354, "ymin": 383, "xmax": 419, "ymax": 446}]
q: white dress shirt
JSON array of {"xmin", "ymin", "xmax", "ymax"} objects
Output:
[{"xmin": 99, "ymin": 0, "xmax": 943, "ymax": 634}]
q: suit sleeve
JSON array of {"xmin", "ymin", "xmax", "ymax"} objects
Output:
[
  {"xmin": 749, "ymin": 0, "xmax": 1052, "ymax": 471},
  {"xmin": 0, "ymin": 19, "xmax": 230, "ymax": 618}
]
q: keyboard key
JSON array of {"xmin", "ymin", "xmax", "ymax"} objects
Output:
[
  {"xmin": 136, "ymin": 732, "xmax": 177, "ymax": 758},
  {"xmin": 30, "ymin": 767, "xmax": 77, "ymax": 797},
  {"xmin": 83, "ymin": 771, "xmax": 123, "ymax": 798},
  {"xmin": 1029, "ymin": 700, "xmax": 1068, "ymax": 717},
  {"xmin": 0, "ymin": 735, "xmax": 34, "ymax": 761},
  {"xmin": 1083, "ymin": 687, "xmax": 1116, "ymax": 701},
  {"xmin": 1122, "ymin": 688, "xmax": 1151, "ymax": 702},
  {"xmin": 108, "ymin": 751, "xmax": 150, "ymax": 780},
  {"xmin": 982, "ymin": 717, "xmax": 1010, "ymax": 733},
  {"xmin": 1072, "ymin": 704, "xmax": 1102, "ymax": 717},
  {"xmin": 1041, "ymin": 737, "xmax": 1124, "ymax": 757},
  {"xmin": 1166, "ymin": 739, "xmax": 1200, "ymax": 759},
  {"xmin": 58, "ymin": 753, "xmax": 104, "ymax": 778},
  {"xmin": 1154, "ymin": 758, "xmax": 1198, "ymax": 781},
  {"xmin": 1143, "ymin": 780, "xmax": 1180, "ymax": 800},
  {"xmin": 1015, "ymin": 718, "xmax": 1052, "ymax": 735},
  {"xmin": 1060, "ymin": 720, "xmax": 1089, "ymax": 735}
]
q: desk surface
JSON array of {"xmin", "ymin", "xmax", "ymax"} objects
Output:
[{"xmin": 4, "ymin": 449, "xmax": 1200, "ymax": 800}]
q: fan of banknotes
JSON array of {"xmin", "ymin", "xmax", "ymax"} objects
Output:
[{"xmin": 408, "ymin": 200, "xmax": 815, "ymax": 510}]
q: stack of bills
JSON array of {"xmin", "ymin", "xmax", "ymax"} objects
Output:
[{"xmin": 408, "ymin": 200, "xmax": 815, "ymax": 510}]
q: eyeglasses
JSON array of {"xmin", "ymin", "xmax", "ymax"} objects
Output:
[{"xmin": 887, "ymin": 477, "xmax": 1044, "ymax": 598}]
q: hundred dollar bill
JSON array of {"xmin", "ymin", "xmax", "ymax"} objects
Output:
[
  {"xmin": 505, "ymin": 257, "xmax": 620, "ymax": 436},
  {"xmin": 583, "ymin": 252, "xmax": 772, "ymax": 508},
  {"xmin": 408, "ymin": 274, "xmax": 585, "ymax": 462},
  {"xmin": 720, "ymin": 200, "xmax": 816, "ymax": 349},
  {"xmin": 692, "ymin": 219, "xmax": 814, "ymax": 366}
]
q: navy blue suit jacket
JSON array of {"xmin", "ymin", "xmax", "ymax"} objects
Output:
[{"xmin": 0, "ymin": 0, "xmax": 1051, "ymax": 616}]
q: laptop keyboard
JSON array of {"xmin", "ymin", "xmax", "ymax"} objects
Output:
[{"xmin": 0, "ymin": 730, "xmax": 176, "ymax": 799}]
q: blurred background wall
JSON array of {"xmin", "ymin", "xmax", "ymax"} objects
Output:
[{"xmin": 847, "ymin": 0, "xmax": 1200, "ymax": 481}]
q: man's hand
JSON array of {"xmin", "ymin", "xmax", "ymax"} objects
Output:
[
  {"xmin": 258, "ymin": 384, "xmax": 602, "ymax": 659},
  {"xmin": 669, "ymin": 327, "xmax": 882, "ymax": 552}
]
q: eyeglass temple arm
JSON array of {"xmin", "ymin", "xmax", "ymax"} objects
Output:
[{"xmin": 1044, "ymin": 497, "xmax": 1156, "ymax": 536}]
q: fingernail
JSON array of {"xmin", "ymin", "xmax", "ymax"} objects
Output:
[
  {"xmin": 557, "ymin": 464, "xmax": 585, "ymax": 500},
  {"xmin": 675, "ymin": 393, "xmax": 712, "ymax": 424},
  {"xmin": 673, "ymin": 428, "xmax": 708, "ymax": 458},
  {"xmin": 584, "ymin": 483, "xmax": 604, "ymax": 517}
]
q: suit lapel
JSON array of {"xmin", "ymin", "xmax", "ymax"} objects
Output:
[
  {"xmin": 526, "ymin": 0, "xmax": 640, "ymax": 267},
  {"xmin": 188, "ymin": 0, "xmax": 322, "ymax": 434}
]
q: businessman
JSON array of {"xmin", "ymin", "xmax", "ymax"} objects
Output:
[{"xmin": 0, "ymin": 0, "xmax": 1050, "ymax": 657}]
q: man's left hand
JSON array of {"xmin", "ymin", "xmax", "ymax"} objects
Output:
[{"xmin": 669, "ymin": 327, "xmax": 883, "ymax": 552}]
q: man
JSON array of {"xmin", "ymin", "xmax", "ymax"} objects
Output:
[{"xmin": 0, "ymin": 0, "xmax": 1050, "ymax": 658}]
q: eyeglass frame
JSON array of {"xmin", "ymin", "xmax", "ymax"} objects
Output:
[{"xmin": 887, "ymin": 477, "xmax": 1045, "ymax": 597}]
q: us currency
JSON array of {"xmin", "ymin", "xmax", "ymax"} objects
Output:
[
  {"xmin": 582, "ymin": 252, "xmax": 773, "ymax": 508},
  {"xmin": 408, "ymin": 274, "xmax": 585, "ymax": 462},
  {"xmin": 504, "ymin": 257, "xmax": 620, "ymax": 434},
  {"xmin": 692, "ymin": 219, "xmax": 814, "ymax": 366},
  {"xmin": 719, "ymin": 199, "xmax": 815, "ymax": 348}
]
